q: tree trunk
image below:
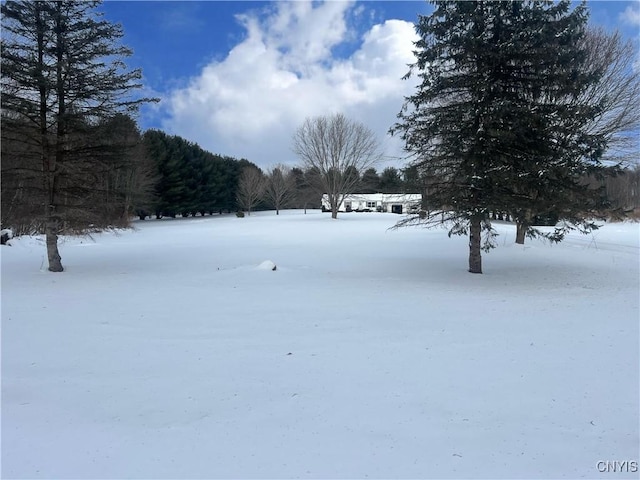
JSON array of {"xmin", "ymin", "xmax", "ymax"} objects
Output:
[
  {"xmin": 515, "ymin": 221, "xmax": 527, "ymax": 244},
  {"xmin": 46, "ymin": 222, "xmax": 63, "ymax": 272},
  {"xmin": 331, "ymin": 208, "xmax": 338, "ymax": 219},
  {"xmin": 516, "ymin": 209, "xmax": 532, "ymax": 244},
  {"xmin": 468, "ymin": 216, "xmax": 482, "ymax": 274}
]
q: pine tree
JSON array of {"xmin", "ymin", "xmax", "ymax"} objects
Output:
[
  {"xmin": 402, "ymin": 165, "xmax": 423, "ymax": 194},
  {"xmin": 142, "ymin": 130, "xmax": 185, "ymax": 218},
  {"xmin": 391, "ymin": 0, "xmax": 608, "ymax": 273},
  {"xmin": 1, "ymin": 0, "xmax": 155, "ymax": 271},
  {"xmin": 379, "ymin": 167, "xmax": 403, "ymax": 193},
  {"xmin": 360, "ymin": 168, "xmax": 381, "ymax": 193}
]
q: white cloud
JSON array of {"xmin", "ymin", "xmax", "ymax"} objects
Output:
[
  {"xmin": 620, "ymin": 3, "xmax": 640, "ymax": 26},
  {"xmin": 161, "ymin": 1, "xmax": 419, "ymax": 169}
]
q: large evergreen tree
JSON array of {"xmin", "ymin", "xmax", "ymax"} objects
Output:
[
  {"xmin": 391, "ymin": 0, "xmax": 609, "ymax": 273},
  {"xmin": 1, "ymin": 0, "xmax": 154, "ymax": 271},
  {"xmin": 142, "ymin": 130, "xmax": 187, "ymax": 218}
]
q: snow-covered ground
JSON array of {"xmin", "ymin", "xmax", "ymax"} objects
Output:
[{"xmin": 2, "ymin": 210, "xmax": 638, "ymax": 479}]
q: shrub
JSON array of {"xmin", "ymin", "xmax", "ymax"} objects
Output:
[{"xmin": 1, "ymin": 229, "xmax": 13, "ymax": 245}]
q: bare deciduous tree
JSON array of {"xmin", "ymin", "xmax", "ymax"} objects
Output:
[
  {"xmin": 513, "ymin": 27, "xmax": 640, "ymax": 244},
  {"xmin": 236, "ymin": 167, "xmax": 265, "ymax": 216},
  {"xmin": 579, "ymin": 28, "xmax": 640, "ymax": 165},
  {"xmin": 292, "ymin": 113, "xmax": 382, "ymax": 219},
  {"xmin": 264, "ymin": 164, "xmax": 296, "ymax": 215}
]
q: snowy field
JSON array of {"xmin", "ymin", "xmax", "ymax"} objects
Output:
[{"xmin": 2, "ymin": 210, "xmax": 638, "ymax": 479}]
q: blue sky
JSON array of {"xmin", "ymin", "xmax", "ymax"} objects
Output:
[{"xmin": 99, "ymin": 1, "xmax": 640, "ymax": 168}]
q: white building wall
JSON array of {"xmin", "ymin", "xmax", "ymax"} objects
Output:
[{"xmin": 321, "ymin": 193, "xmax": 422, "ymax": 213}]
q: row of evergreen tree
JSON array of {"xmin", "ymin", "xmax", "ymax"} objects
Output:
[{"xmin": 140, "ymin": 130, "xmax": 259, "ymax": 219}]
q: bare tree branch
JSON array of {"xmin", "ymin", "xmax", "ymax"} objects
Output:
[
  {"xmin": 236, "ymin": 167, "xmax": 265, "ymax": 216},
  {"xmin": 292, "ymin": 113, "xmax": 382, "ymax": 219},
  {"xmin": 264, "ymin": 164, "xmax": 296, "ymax": 215}
]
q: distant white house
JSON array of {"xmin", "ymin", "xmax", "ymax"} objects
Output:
[{"xmin": 321, "ymin": 193, "xmax": 423, "ymax": 214}]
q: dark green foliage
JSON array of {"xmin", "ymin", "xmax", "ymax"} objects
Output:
[
  {"xmin": 391, "ymin": 0, "xmax": 611, "ymax": 272},
  {"xmin": 360, "ymin": 168, "xmax": 381, "ymax": 193},
  {"xmin": 402, "ymin": 165, "xmax": 423, "ymax": 194},
  {"xmin": 289, "ymin": 167, "xmax": 320, "ymax": 210},
  {"xmin": 142, "ymin": 130, "xmax": 185, "ymax": 218},
  {"xmin": 379, "ymin": 167, "xmax": 403, "ymax": 193},
  {"xmin": 142, "ymin": 130, "xmax": 257, "ymax": 218}
]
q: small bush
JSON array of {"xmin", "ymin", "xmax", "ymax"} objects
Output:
[
  {"xmin": 1, "ymin": 229, "xmax": 13, "ymax": 245},
  {"xmin": 236, "ymin": 211, "xmax": 245, "ymax": 218}
]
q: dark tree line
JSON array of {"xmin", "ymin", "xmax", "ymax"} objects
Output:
[
  {"xmin": 2, "ymin": 113, "xmax": 153, "ymax": 235},
  {"xmin": 1, "ymin": 118, "xmax": 265, "ymax": 226},
  {"xmin": 235, "ymin": 162, "xmax": 428, "ymax": 217},
  {"xmin": 140, "ymin": 130, "xmax": 257, "ymax": 219},
  {"xmin": 358, "ymin": 166, "xmax": 423, "ymax": 194}
]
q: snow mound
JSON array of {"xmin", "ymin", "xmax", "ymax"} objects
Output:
[{"xmin": 256, "ymin": 260, "xmax": 277, "ymax": 271}]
